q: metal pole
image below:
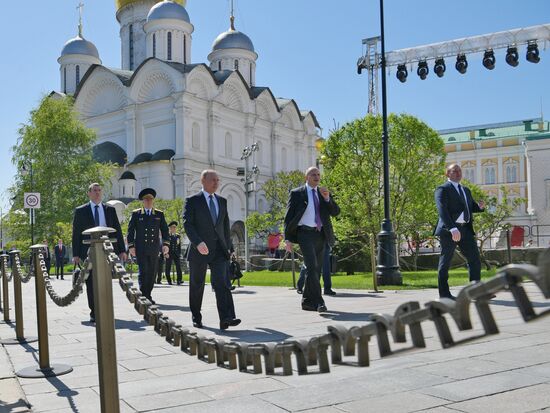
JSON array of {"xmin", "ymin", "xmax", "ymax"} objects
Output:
[
  {"xmin": 85, "ymin": 227, "xmax": 120, "ymax": 413},
  {"xmin": 30, "ymin": 163, "xmax": 34, "ymax": 246},
  {"xmin": 370, "ymin": 234, "xmax": 378, "ymax": 292},
  {"xmin": 244, "ymin": 157, "xmax": 250, "ymax": 272},
  {"xmin": 17, "ymin": 245, "xmax": 72, "ymax": 378},
  {"xmin": 375, "ymin": 0, "xmax": 402, "ymax": 285},
  {"xmin": 1, "ymin": 253, "xmax": 9, "ymax": 323},
  {"xmin": 1, "ymin": 252, "xmax": 38, "ymax": 345}
]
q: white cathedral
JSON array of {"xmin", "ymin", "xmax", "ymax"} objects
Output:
[{"xmin": 55, "ymin": 0, "xmax": 322, "ymax": 243}]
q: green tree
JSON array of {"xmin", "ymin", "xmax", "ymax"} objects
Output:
[
  {"xmin": 246, "ymin": 170, "xmax": 305, "ymax": 237},
  {"xmin": 321, "ymin": 114, "xmax": 446, "ymax": 272},
  {"xmin": 8, "ymin": 95, "xmax": 113, "ymax": 246}
]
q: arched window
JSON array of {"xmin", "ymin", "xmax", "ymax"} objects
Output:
[
  {"xmin": 183, "ymin": 36, "xmax": 187, "ymax": 64},
  {"xmin": 281, "ymin": 147, "xmax": 287, "ymax": 171},
  {"xmin": 506, "ymin": 165, "xmax": 517, "ymax": 183},
  {"xmin": 250, "ymin": 63, "xmax": 253, "ymax": 85},
  {"xmin": 122, "ymin": 186, "xmax": 125, "ymax": 196},
  {"xmin": 129, "ymin": 24, "xmax": 134, "ymax": 69},
  {"xmin": 225, "ymin": 132, "xmax": 233, "ymax": 158},
  {"xmin": 227, "ymin": 194, "xmax": 235, "ymax": 219},
  {"xmin": 167, "ymin": 32, "xmax": 172, "ymax": 61},
  {"xmin": 63, "ymin": 67, "xmax": 67, "ymax": 93},
  {"xmin": 75, "ymin": 65, "xmax": 80, "ymax": 87},
  {"xmin": 153, "ymin": 34, "xmax": 156, "ymax": 58},
  {"xmin": 234, "ymin": 59, "xmax": 239, "ymax": 70},
  {"xmin": 484, "ymin": 166, "xmax": 496, "ymax": 184},
  {"xmin": 258, "ymin": 198, "xmax": 265, "ymax": 213},
  {"xmin": 218, "ymin": 61, "xmax": 222, "ymax": 71},
  {"xmin": 192, "ymin": 122, "xmax": 200, "ymax": 149}
]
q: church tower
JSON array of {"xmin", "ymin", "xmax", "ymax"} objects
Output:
[
  {"xmin": 115, "ymin": 0, "xmax": 186, "ymax": 70},
  {"xmin": 208, "ymin": 2, "xmax": 258, "ymax": 87},
  {"xmin": 58, "ymin": 3, "xmax": 101, "ymax": 95},
  {"xmin": 144, "ymin": 0, "xmax": 194, "ymax": 64}
]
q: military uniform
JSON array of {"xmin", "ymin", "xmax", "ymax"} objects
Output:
[
  {"xmin": 165, "ymin": 232, "xmax": 183, "ymax": 284},
  {"xmin": 127, "ymin": 207, "xmax": 169, "ymax": 301}
]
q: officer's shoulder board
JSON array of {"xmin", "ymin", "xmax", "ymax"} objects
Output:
[
  {"xmin": 132, "ymin": 208, "xmax": 142, "ymax": 213},
  {"xmin": 154, "ymin": 208, "xmax": 164, "ymax": 213}
]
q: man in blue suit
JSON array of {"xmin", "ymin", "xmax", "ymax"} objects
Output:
[{"xmin": 434, "ymin": 164, "xmax": 485, "ymax": 299}]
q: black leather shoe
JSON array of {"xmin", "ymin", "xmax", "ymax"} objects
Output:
[
  {"xmin": 177, "ymin": 282, "xmax": 183, "ymax": 285},
  {"xmin": 193, "ymin": 321, "xmax": 203, "ymax": 328},
  {"xmin": 301, "ymin": 304, "xmax": 317, "ymax": 311},
  {"xmin": 324, "ymin": 289, "xmax": 337, "ymax": 296},
  {"xmin": 89, "ymin": 317, "xmax": 95, "ymax": 323},
  {"xmin": 296, "ymin": 289, "xmax": 303, "ymax": 294},
  {"xmin": 228, "ymin": 318, "xmax": 241, "ymax": 327},
  {"xmin": 317, "ymin": 304, "xmax": 328, "ymax": 313},
  {"xmin": 219, "ymin": 320, "xmax": 230, "ymax": 330}
]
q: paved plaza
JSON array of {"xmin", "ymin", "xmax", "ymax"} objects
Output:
[{"xmin": 1, "ymin": 275, "xmax": 550, "ymax": 412}]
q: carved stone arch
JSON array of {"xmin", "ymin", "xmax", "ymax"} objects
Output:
[
  {"xmin": 219, "ymin": 183, "xmax": 245, "ymax": 220},
  {"xmin": 280, "ymin": 112, "xmax": 293, "ymax": 129},
  {"xmin": 185, "ymin": 67, "xmax": 217, "ymax": 100},
  {"xmin": 221, "ymin": 83, "xmax": 245, "ymax": 112},
  {"xmin": 77, "ymin": 74, "xmax": 127, "ymax": 117},
  {"xmin": 187, "ymin": 179, "xmax": 202, "ymax": 196},
  {"xmin": 256, "ymin": 100, "xmax": 271, "ymax": 121},
  {"xmin": 256, "ymin": 90, "xmax": 280, "ymax": 122},
  {"xmin": 187, "ymin": 78, "xmax": 209, "ymax": 100},
  {"xmin": 136, "ymin": 71, "xmax": 175, "ymax": 103},
  {"xmin": 281, "ymin": 105, "xmax": 302, "ymax": 131}
]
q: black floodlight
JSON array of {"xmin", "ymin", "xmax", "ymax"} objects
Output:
[
  {"xmin": 434, "ymin": 58, "xmax": 446, "ymax": 77},
  {"xmin": 526, "ymin": 42, "xmax": 540, "ymax": 63},
  {"xmin": 396, "ymin": 64, "xmax": 408, "ymax": 83},
  {"xmin": 417, "ymin": 60, "xmax": 429, "ymax": 80},
  {"xmin": 482, "ymin": 49, "xmax": 496, "ymax": 70},
  {"xmin": 455, "ymin": 54, "xmax": 468, "ymax": 74},
  {"xmin": 506, "ymin": 46, "xmax": 519, "ymax": 67}
]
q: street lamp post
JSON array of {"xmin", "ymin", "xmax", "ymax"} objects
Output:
[
  {"xmin": 375, "ymin": 0, "xmax": 402, "ymax": 285},
  {"xmin": 21, "ymin": 162, "xmax": 35, "ymax": 246},
  {"xmin": 240, "ymin": 142, "xmax": 260, "ymax": 272}
]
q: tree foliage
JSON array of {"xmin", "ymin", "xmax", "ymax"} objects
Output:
[
  {"xmin": 321, "ymin": 113, "xmax": 446, "ymax": 270},
  {"xmin": 246, "ymin": 170, "xmax": 305, "ymax": 237},
  {"xmin": 7, "ymin": 95, "xmax": 113, "ymax": 247}
]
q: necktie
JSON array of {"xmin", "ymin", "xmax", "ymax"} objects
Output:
[
  {"xmin": 94, "ymin": 205, "xmax": 100, "ymax": 226},
  {"xmin": 209, "ymin": 195, "xmax": 217, "ymax": 224},
  {"xmin": 458, "ymin": 184, "xmax": 470, "ymax": 223},
  {"xmin": 312, "ymin": 188, "xmax": 322, "ymax": 231}
]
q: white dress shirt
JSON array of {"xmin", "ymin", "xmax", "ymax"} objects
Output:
[
  {"xmin": 298, "ymin": 183, "xmax": 322, "ymax": 228},
  {"xmin": 202, "ymin": 189, "xmax": 219, "ymax": 217},
  {"xmin": 89, "ymin": 201, "xmax": 106, "ymax": 226}
]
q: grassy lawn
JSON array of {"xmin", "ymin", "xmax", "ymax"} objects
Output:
[{"xmin": 139, "ymin": 268, "xmax": 496, "ymax": 290}]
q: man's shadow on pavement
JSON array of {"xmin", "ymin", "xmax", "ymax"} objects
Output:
[
  {"xmin": 320, "ymin": 310, "xmax": 375, "ymax": 322},
  {"xmin": 201, "ymin": 326, "xmax": 292, "ymax": 343}
]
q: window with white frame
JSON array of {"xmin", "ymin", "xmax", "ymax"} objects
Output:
[{"xmin": 483, "ymin": 164, "xmax": 496, "ymax": 184}]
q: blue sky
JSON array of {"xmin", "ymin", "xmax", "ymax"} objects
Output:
[{"xmin": 1, "ymin": 0, "xmax": 549, "ymax": 211}]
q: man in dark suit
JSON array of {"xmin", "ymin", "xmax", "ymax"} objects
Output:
[
  {"xmin": 54, "ymin": 239, "xmax": 67, "ymax": 279},
  {"xmin": 165, "ymin": 221, "xmax": 183, "ymax": 285},
  {"xmin": 183, "ymin": 169, "xmax": 240, "ymax": 330},
  {"xmin": 72, "ymin": 183, "xmax": 126, "ymax": 323},
  {"xmin": 284, "ymin": 166, "xmax": 340, "ymax": 312},
  {"xmin": 127, "ymin": 188, "xmax": 169, "ymax": 305},
  {"xmin": 434, "ymin": 164, "xmax": 485, "ymax": 300}
]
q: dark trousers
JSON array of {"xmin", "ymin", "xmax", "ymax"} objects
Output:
[
  {"xmin": 165, "ymin": 255, "xmax": 182, "ymax": 284},
  {"xmin": 86, "ymin": 270, "xmax": 95, "ymax": 317},
  {"xmin": 188, "ymin": 245, "xmax": 236, "ymax": 323},
  {"xmin": 137, "ymin": 253, "xmax": 158, "ymax": 300},
  {"xmin": 297, "ymin": 227, "xmax": 325, "ymax": 307},
  {"xmin": 437, "ymin": 225, "xmax": 481, "ymax": 297},
  {"xmin": 55, "ymin": 259, "xmax": 64, "ymax": 278},
  {"xmin": 156, "ymin": 255, "xmax": 165, "ymax": 283},
  {"xmin": 297, "ymin": 244, "xmax": 332, "ymax": 291}
]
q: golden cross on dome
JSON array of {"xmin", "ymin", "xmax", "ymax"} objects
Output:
[{"xmin": 230, "ymin": 0, "xmax": 235, "ymax": 31}]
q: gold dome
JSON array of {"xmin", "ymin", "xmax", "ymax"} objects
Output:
[{"xmin": 115, "ymin": 0, "xmax": 185, "ymax": 12}]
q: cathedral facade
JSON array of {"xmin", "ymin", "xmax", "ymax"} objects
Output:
[{"xmin": 56, "ymin": 0, "xmax": 321, "ymax": 240}]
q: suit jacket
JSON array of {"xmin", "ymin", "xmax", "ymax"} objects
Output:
[
  {"xmin": 183, "ymin": 192, "xmax": 233, "ymax": 263},
  {"xmin": 284, "ymin": 185, "xmax": 340, "ymax": 246},
  {"xmin": 127, "ymin": 208, "xmax": 169, "ymax": 256},
  {"xmin": 434, "ymin": 181, "xmax": 483, "ymax": 236},
  {"xmin": 72, "ymin": 202, "xmax": 125, "ymax": 260},
  {"xmin": 54, "ymin": 244, "xmax": 66, "ymax": 261}
]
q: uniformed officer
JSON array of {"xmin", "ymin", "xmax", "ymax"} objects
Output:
[
  {"xmin": 127, "ymin": 188, "xmax": 169, "ymax": 304},
  {"xmin": 165, "ymin": 221, "xmax": 183, "ymax": 285}
]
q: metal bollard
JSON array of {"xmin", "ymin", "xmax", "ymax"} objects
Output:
[
  {"xmin": 16, "ymin": 245, "xmax": 73, "ymax": 378},
  {"xmin": 0, "ymin": 251, "xmax": 37, "ymax": 345},
  {"xmin": 85, "ymin": 227, "xmax": 120, "ymax": 413},
  {"xmin": 1, "ymin": 254, "xmax": 9, "ymax": 322}
]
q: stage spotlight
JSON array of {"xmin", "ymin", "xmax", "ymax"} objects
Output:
[
  {"xmin": 482, "ymin": 50, "xmax": 495, "ymax": 70},
  {"xmin": 434, "ymin": 58, "xmax": 446, "ymax": 77},
  {"xmin": 417, "ymin": 60, "xmax": 429, "ymax": 80},
  {"xmin": 506, "ymin": 46, "xmax": 519, "ymax": 67},
  {"xmin": 526, "ymin": 42, "xmax": 540, "ymax": 63},
  {"xmin": 396, "ymin": 64, "xmax": 408, "ymax": 83},
  {"xmin": 455, "ymin": 54, "xmax": 468, "ymax": 74}
]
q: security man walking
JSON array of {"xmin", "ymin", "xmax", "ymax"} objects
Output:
[
  {"xmin": 127, "ymin": 188, "xmax": 169, "ymax": 304},
  {"xmin": 166, "ymin": 221, "xmax": 183, "ymax": 285}
]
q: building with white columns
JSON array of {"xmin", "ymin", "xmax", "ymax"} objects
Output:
[{"xmin": 56, "ymin": 0, "xmax": 321, "ymax": 246}]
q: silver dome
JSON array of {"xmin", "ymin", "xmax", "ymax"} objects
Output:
[
  {"xmin": 212, "ymin": 30, "xmax": 255, "ymax": 53},
  {"xmin": 147, "ymin": 0, "xmax": 190, "ymax": 23},
  {"xmin": 61, "ymin": 36, "xmax": 100, "ymax": 58}
]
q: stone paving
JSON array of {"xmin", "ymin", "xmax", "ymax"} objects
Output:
[{"xmin": 1, "ymin": 274, "xmax": 549, "ymax": 412}]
